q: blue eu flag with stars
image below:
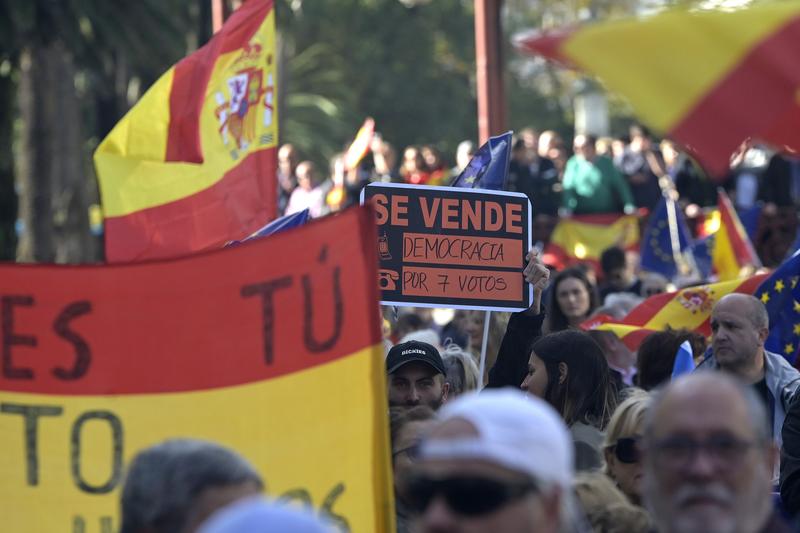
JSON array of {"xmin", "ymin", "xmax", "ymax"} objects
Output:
[
  {"xmin": 451, "ymin": 131, "xmax": 512, "ymax": 190},
  {"xmin": 640, "ymin": 198, "xmax": 695, "ymax": 280},
  {"xmin": 755, "ymin": 250, "xmax": 800, "ymax": 364}
]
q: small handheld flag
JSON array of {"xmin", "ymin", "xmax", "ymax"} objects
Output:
[
  {"xmin": 226, "ymin": 209, "xmax": 309, "ymax": 246},
  {"xmin": 672, "ymin": 340, "xmax": 696, "ymax": 379},
  {"xmin": 451, "ymin": 131, "xmax": 512, "ymax": 190}
]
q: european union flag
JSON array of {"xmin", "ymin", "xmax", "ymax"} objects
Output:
[
  {"xmin": 690, "ymin": 234, "xmax": 714, "ymax": 280},
  {"xmin": 640, "ymin": 198, "xmax": 695, "ymax": 280},
  {"xmin": 451, "ymin": 131, "xmax": 512, "ymax": 190},
  {"xmin": 755, "ymin": 250, "xmax": 800, "ymax": 364},
  {"xmin": 226, "ymin": 209, "xmax": 309, "ymax": 246}
]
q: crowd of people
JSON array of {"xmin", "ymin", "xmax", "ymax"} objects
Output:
[
  {"xmin": 276, "ymin": 125, "xmax": 800, "ymax": 245},
  {"xmin": 383, "ymin": 248, "xmax": 800, "ymax": 532},
  {"xmin": 110, "ymin": 125, "xmax": 800, "ymax": 532},
  {"xmin": 116, "ymin": 247, "xmax": 800, "ymax": 533}
]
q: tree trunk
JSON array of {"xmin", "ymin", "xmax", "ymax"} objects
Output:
[
  {"xmin": 17, "ymin": 40, "xmax": 92, "ymax": 263},
  {"xmin": 0, "ymin": 60, "xmax": 17, "ymax": 260}
]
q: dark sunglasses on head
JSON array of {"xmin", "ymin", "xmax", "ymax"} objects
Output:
[
  {"xmin": 403, "ymin": 474, "xmax": 538, "ymax": 516},
  {"xmin": 613, "ymin": 437, "xmax": 642, "ymax": 464}
]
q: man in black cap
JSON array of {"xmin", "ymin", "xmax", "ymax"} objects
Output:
[{"xmin": 387, "ymin": 340, "xmax": 449, "ymax": 411}]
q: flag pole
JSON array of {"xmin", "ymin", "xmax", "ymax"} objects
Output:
[
  {"xmin": 478, "ymin": 310, "xmax": 491, "ymax": 388},
  {"xmin": 665, "ymin": 195, "xmax": 689, "ymax": 276}
]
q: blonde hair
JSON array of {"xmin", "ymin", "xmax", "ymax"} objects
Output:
[{"xmin": 602, "ymin": 390, "xmax": 651, "ymax": 473}]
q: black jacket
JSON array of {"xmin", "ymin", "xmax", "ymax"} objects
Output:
[{"xmin": 486, "ymin": 311, "xmax": 545, "ymax": 389}]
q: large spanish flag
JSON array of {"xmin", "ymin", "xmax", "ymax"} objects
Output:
[
  {"xmin": 583, "ymin": 273, "xmax": 767, "ymax": 349},
  {"xmin": 95, "ymin": 0, "xmax": 278, "ymax": 263},
  {"xmin": 543, "ymin": 214, "xmax": 639, "ymax": 271},
  {"xmin": 0, "ymin": 207, "xmax": 394, "ymax": 532},
  {"xmin": 515, "ymin": 3, "xmax": 800, "ymax": 177}
]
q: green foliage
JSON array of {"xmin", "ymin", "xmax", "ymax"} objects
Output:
[{"xmin": 277, "ymin": 0, "xmax": 478, "ymax": 168}]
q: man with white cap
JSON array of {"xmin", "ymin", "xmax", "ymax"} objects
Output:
[{"xmin": 405, "ymin": 388, "xmax": 574, "ymax": 533}]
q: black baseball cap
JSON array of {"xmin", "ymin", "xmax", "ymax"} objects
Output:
[{"xmin": 386, "ymin": 340, "xmax": 446, "ymax": 376}]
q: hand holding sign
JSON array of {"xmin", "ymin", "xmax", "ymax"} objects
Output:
[{"xmin": 523, "ymin": 248, "xmax": 550, "ymax": 316}]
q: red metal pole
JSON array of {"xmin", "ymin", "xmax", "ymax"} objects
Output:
[{"xmin": 474, "ymin": 0, "xmax": 507, "ymax": 144}]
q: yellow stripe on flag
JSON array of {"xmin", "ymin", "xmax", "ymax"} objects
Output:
[
  {"xmin": 0, "ymin": 346, "xmax": 393, "ymax": 532},
  {"xmin": 550, "ymin": 215, "xmax": 639, "ymax": 261},
  {"xmin": 563, "ymin": 5, "xmax": 797, "ymax": 132}
]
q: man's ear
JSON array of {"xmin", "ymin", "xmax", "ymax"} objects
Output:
[
  {"xmin": 558, "ymin": 362, "xmax": 568, "ymax": 385},
  {"xmin": 441, "ymin": 380, "xmax": 450, "ymax": 403},
  {"xmin": 758, "ymin": 326, "xmax": 769, "ymax": 345}
]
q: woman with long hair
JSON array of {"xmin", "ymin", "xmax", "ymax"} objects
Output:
[
  {"xmin": 545, "ymin": 267, "xmax": 599, "ymax": 333},
  {"xmin": 521, "ymin": 329, "xmax": 618, "ymax": 471}
]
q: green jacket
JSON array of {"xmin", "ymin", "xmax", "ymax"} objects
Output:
[{"xmin": 562, "ymin": 155, "xmax": 635, "ymax": 214}]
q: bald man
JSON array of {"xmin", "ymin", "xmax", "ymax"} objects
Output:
[
  {"xmin": 697, "ymin": 293, "xmax": 800, "ymax": 451},
  {"xmin": 643, "ymin": 373, "xmax": 786, "ymax": 533}
]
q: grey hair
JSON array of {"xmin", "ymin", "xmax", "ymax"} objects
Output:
[
  {"xmin": 643, "ymin": 373, "xmax": 771, "ymax": 447},
  {"xmin": 441, "ymin": 344, "xmax": 480, "ymax": 396},
  {"xmin": 745, "ymin": 295, "xmax": 769, "ymax": 330},
  {"xmin": 717, "ymin": 293, "xmax": 769, "ymax": 330},
  {"xmin": 120, "ymin": 439, "xmax": 264, "ymax": 533}
]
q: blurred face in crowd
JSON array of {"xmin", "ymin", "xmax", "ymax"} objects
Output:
[
  {"xmin": 661, "ymin": 141, "xmax": 680, "ymax": 167},
  {"xmin": 605, "ymin": 266, "xmax": 632, "ymax": 291},
  {"xmin": 710, "ymin": 296, "xmax": 767, "ymax": 373},
  {"xmin": 296, "ymin": 161, "xmax": 316, "ymax": 191},
  {"xmin": 641, "ymin": 274, "xmax": 668, "ymax": 298},
  {"xmin": 374, "ymin": 145, "xmax": 396, "ymax": 175},
  {"xmin": 404, "ymin": 147, "xmax": 426, "ymax": 173},
  {"xmin": 642, "ymin": 377, "xmax": 775, "ymax": 533},
  {"xmin": 520, "ymin": 351, "xmax": 549, "ymax": 399},
  {"xmin": 464, "ymin": 311, "xmax": 485, "ymax": 352},
  {"xmin": 393, "ymin": 419, "xmax": 435, "ymax": 501},
  {"xmin": 412, "ymin": 418, "xmax": 561, "ymax": 533},
  {"xmin": 278, "ymin": 144, "xmax": 297, "ymax": 176},
  {"xmin": 573, "ymin": 135, "xmax": 595, "ymax": 162},
  {"xmin": 389, "ymin": 362, "xmax": 448, "ymax": 411},
  {"xmin": 422, "ymin": 146, "xmax": 442, "ymax": 170},
  {"xmin": 605, "ymin": 431, "xmax": 645, "ymax": 505},
  {"xmin": 555, "ymin": 276, "xmax": 591, "ymax": 322}
]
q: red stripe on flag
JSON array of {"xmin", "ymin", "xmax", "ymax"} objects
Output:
[
  {"xmin": 515, "ymin": 27, "xmax": 577, "ymax": 67},
  {"xmin": 718, "ymin": 190, "xmax": 757, "ymax": 264},
  {"xmin": 166, "ymin": 0, "xmax": 273, "ymax": 163},
  {"xmin": 1, "ymin": 207, "xmax": 381, "ymax": 396},
  {"xmin": 668, "ymin": 15, "xmax": 800, "ymax": 177},
  {"xmin": 105, "ymin": 147, "xmax": 277, "ymax": 262},
  {"xmin": 618, "ymin": 291, "xmax": 677, "ymax": 326}
]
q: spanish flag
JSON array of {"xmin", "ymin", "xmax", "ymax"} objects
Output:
[
  {"xmin": 95, "ymin": 0, "xmax": 278, "ymax": 262},
  {"xmin": 543, "ymin": 214, "xmax": 639, "ymax": 271},
  {"xmin": 515, "ymin": 3, "xmax": 800, "ymax": 177},
  {"xmin": 712, "ymin": 189, "xmax": 761, "ymax": 281},
  {"xmin": 583, "ymin": 273, "xmax": 767, "ymax": 349},
  {"xmin": 0, "ymin": 207, "xmax": 394, "ymax": 532}
]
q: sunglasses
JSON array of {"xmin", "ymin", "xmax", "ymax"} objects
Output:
[
  {"xmin": 403, "ymin": 474, "xmax": 538, "ymax": 516},
  {"xmin": 613, "ymin": 437, "xmax": 642, "ymax": 464}
]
